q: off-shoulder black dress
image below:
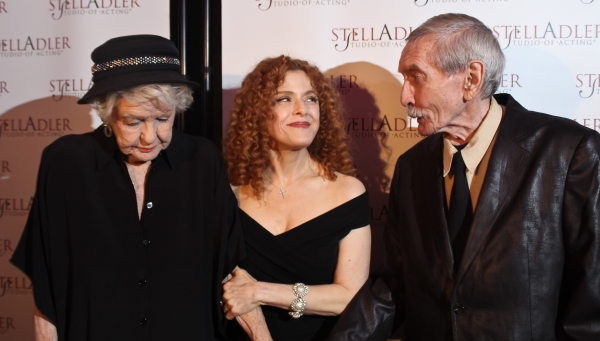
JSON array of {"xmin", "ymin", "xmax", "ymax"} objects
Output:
[{"xmin": 227, "ymin": 191, "xmax": 370, "ymax": 341}]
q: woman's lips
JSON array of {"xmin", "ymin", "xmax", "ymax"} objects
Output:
[
  {"xmin": 138, "ymin": 146, "xmax": 155, "ymax": 153},
  {"xmin": 287, "ymin": 122, "xmax": 310, "ymax": 128}
]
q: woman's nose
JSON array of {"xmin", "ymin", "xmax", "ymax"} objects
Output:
[{"xmin": 140, "ymin": 121, "xmax": 157, "ymax": 145}]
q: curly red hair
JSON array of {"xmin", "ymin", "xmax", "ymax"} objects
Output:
[{"xmin": 225, "ymin": 55, "xmax": 355, "ymax": 199}]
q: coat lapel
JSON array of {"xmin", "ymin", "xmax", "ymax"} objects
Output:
[
  {"xmin": 412, "ymin": 134, "xmax": 455, "ymax": 277},
  {"xmin": 455, "ymin": 97, "xmax": 530, "ymax": 283}
]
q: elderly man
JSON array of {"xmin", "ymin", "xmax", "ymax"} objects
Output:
[{"xmin": 384, "ymin": 13, "xmax": 600, "ymax": 340}]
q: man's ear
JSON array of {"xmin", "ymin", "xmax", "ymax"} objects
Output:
[{"xmin": 463, "ymin": 60, "xmax": 485, "ymax": 101}]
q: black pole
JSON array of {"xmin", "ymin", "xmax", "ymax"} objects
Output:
[
  {"xmin": 200, "ymin": 0, "xmax": 209, "ymax": 138},
  {"xmin": 170, "ymin": 0, "xmax": 222, "ymax": 146},
  {"xmin": 178, "ymin": 0, "xmax": 187, "ymax": 132},
  {"xmin": 204, "ymin": 0, "xmax": 210, "ymax": 92}
]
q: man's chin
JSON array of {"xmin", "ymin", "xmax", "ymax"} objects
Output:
[{"xmin": 417, "ymin": 123, "xmax": 434, "ymax": 136}]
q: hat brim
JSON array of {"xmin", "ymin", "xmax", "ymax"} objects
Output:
[{"xmin": 77, "ymin": 70, "xmax": 199, "ymax": 104}]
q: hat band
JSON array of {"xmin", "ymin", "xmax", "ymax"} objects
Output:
[{"xmin": 91, "ymin": 56, "xmax": 181, "ymax": 74}]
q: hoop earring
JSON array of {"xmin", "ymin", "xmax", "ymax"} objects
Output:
[{"xmin": 103, "ymin": 124, "xmax": 113, "ymax": 137}]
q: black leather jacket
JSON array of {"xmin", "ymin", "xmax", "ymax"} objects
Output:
[{"xmin": 384, "ymin": 94, "xmax": 600, "ymax": 340}]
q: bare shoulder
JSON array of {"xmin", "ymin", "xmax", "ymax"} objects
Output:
[
  {"xmin": 229, "ymin": 184, "xmax": 241, "ymax": 201},
  {"xmin": 232, "ymin": 184, "xmax": 261, "ymax": 206},
  {"xmin": 330, "ymin": 172, "xmax": 366, "ymax": 201}
]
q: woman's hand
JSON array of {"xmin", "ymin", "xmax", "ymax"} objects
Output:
[
  {"xmin": 34, "ymin": 305, "xmax": 58, "ymax": 341},
  {"xmin": 223, "ymin": 267, "xmax": 260, "ymax": 319}
]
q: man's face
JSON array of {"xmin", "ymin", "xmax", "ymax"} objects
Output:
[{"xmin": 398, "ymin": 36, "xmax": 469, "ymax": 136}]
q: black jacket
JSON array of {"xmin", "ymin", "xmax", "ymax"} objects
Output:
[
  {"xmin": 384, "ymin": 94, "xmax": 600, "ymax": 340},
  {"xmin": 11, "ymin": 126, "xmax": 243, "ymax": 341}
]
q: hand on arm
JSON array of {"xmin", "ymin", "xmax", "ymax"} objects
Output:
[
  {"xmin": 34, "ymin": 305, "xmax": 57, "ymax": 341},
  {"xmin": 222, "ymin": 226, "xmax": 371, "ymax": 318},
  {"xmin": 235, "ymin": 308, "xmax": 273, "ymax": 341},
  {"xmin": 223, "ymin": 267, "xmax": 261, "ymax": 319}
]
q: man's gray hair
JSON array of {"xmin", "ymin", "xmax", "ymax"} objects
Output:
[
  {"xmin": 91, "ymin": 84, "xmax": 194, "ymax": 124},
  {"xmin": 407, "ymin": 13, "xmax": 505, "ymax": 99}
]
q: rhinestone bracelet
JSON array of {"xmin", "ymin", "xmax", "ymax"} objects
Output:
[{"xmin": 289, "ymin": 283, "xmax": 309, "ymax": 319}]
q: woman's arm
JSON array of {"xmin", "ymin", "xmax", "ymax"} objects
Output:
[
  {"xmin": 223, "ymin": 225, "xmax": 371, "ymax": 319},
  {"xmin": 235, "ymin": 307, "xmax": 273, "ymax": 341},
  {"xmin": 34, "ymin": 305, "xmax": 57, "ymax": 341}
]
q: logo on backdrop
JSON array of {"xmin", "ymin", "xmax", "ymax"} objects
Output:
[
  {"xmin": 581, "ymin": 0, "xmax": 594, "ymax": 4},
  {"xmin": 0, "ymin": 36, "xmax": 71, "ymax": 58},
  {"xmin": 332, "ymin": 24, "xmax": 413, "ymax": 52},
  {"xmin": 496, "ymin": 73, "xmax": 522, "ymax": 94},
  {"xmin": 0, "ymin": 160, "xmax": 10, "ymax": 180},
  {"xmin": 370, "ymin": 205, "xmax": 388, "ymax": 228},
  {"xmin": 49, "ymin": 0, "xmax": 141, "ymax": 20},
  {"xmin": 576, "ymin": 73, "xmax": 599, "ymax": 98},
  {"xmin": 255, "ymin": 0, "xmax": 349, "ymax": 11},
  {"xmin": 0, "ymin": 239, "xmax": 14, "ymax": 257},
  {"xmin": 574, "ymin": 118, "xmax": 600, "ymax": 132},
  {"xmin": 493, "ymin": 23, "xmax": 600, "ymax": 49},
  {"xmin": 332, "ymin": 74, "xmax": 421, "ymax": 139},
  {"xmin": 331, "ymin": 74, "xmax": 360, "ymax": 96},
  {"xmin": 0, "ymin": 117, "xmax": 72, "ymax": 138},
  {"xmin": 0, "ymin": 316, "xmax": 16, "ymax": 334},
  {"xmin": 0, "ymin": 81, "xmax": 7, "ymax": 97},
  {"xmin": 0, "ymin": 2, "xmax": 7, "ymax": 14},
  {"xmin": 50, "ymin": 79, "xmax": 92, "ymax": 100},
  {"xmin": 0, "ymin": 197, "xmax": 32, "ymax": 219},
  {"xmin": 414, "ymin": 0, "xmax": 508, "ymax": 7},
  {"xmin": 0, "ymin": 277, "xmax": 32, "ymax": 297},
  {"xmin": 345, "ymin": 115, "xmax": 421, "ymax": 139}
]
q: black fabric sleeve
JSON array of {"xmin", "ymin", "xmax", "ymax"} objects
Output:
[
  {"xmin": 339, "ymin": 191, "xmax": 371, "ymax": 239},
  {"xmin": 10, "ymin": 146, "xmax": 60, "ymax": 327},
  {"xmin": 211, "ymin": 156, "xmax": 245, "ymax": 340},
  {"xmin": 556, "ymin": 130, "xmax": 600, "ymax": 340},
  {"xmin": 382, "ymin": 157, "xmax": 406, "ymax": 328},
  {"xmin": 10, "ymin": 140, "xmax": 75, "ymax": 341},
  {"xmin": 352, "ymin": 191, "xmax": 371, "ymax": 229}
]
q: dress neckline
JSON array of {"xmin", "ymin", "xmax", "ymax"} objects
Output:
[{"xmin": 239, "ymin": 191, "xmax": 367, "ymax": 237}]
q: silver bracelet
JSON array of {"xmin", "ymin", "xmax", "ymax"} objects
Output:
[{"xmin": 289, "ymin": 282, "xmax": 309, "ymax": 319}]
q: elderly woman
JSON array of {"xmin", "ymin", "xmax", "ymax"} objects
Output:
[
  {"xmin": 222, "ymin": 56, "xmax": 371, "ymax": 340},
  {"xmin": 10, "ymin": 35, "xmax": 255, "ymax": 341}
]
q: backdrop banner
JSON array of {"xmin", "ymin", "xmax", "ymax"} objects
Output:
[
  {"xmin": 0, "ymin": 1, "xmax": 169, "ymax": 339},
  {"xmin": 222, "ymin": 0, "xmax": 600, "ymax": 276}
]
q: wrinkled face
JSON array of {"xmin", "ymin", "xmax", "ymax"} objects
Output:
[
  {"xmin": 398, "ymin": 36, "xmax": 468, "ymax": 136},
  {"xmin": 268, "ymin": 70, "xmax": 320, "ymax": 151},
  {"xmin": 111, "ymin": 97, "xmax": 175, "ymax": 164}
]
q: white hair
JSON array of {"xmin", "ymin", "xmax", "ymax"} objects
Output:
[
  {"xmin": 406, "ymin": 13, "xmax": 505, "ymax": 99},
  {"xmin": 91, "ymin": 84, "xmax": 194, "ymax": 124}
]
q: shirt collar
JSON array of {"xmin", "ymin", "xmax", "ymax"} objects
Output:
[
  {"xmin": 92, "ymin": 125, "xmax": 187, "ymax": 171},
  {"xmin": 443, "ymin": 96, "xmax": 503, "ymax": 177}
]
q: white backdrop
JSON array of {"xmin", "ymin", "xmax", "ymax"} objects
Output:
[
  {"xmin": 0, "ymin": 1, "xmax": 169, "ymax": 339},
  {"xmin": 1, "ymin": 1, "xmax": 598, "ymax": 339},
  {"xmin": 222, "ymin": 0, "xmax": 600, "ymax": 275}
]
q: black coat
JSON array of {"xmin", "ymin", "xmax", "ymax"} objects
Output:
[
  {"xmin": 384, "ymin": 94, "xmax": 600, "ymax": 340},
  {"xmin": 11, "ymin": 126, "xmax": 243, "ymax": 341}
]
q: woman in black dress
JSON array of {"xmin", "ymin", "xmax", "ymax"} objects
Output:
[{"xmin": 223, "ymin": 56, "xmax": 371, "ymax": 340}]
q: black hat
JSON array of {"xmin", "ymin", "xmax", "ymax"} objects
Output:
[{"xmin": 78, "ymin": 34, "xmax": 198, "ymax": 104}]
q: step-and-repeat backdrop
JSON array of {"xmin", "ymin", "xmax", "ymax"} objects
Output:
[
  {"xmin": 0, "ymin": 1, "xmax": 169, "ymax": 339},
  {"xmin": 222, "ymin": 0, "xmax": 600, "ymax": 275},
  {"xmin": 1, "ymin": 1, "xmax": 599, "ymax": 339}
]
